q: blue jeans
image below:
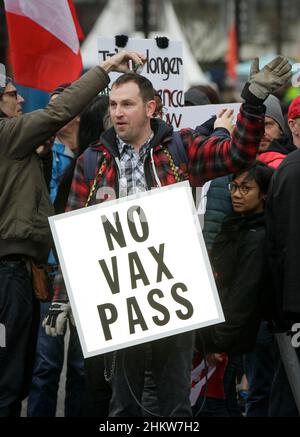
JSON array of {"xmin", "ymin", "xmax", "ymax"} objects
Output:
[
  {"xmin": 27, "ymin": 302, "xmax": 85, "ymax": 417},
  {"xmin": 0, "ymin": 258, "xmax": 37, "ymax": 417},
  {"xmin": 244, "ymin": 321, "xmax": 274, "ymax": 417},
  {"xmin": 109, "ymin": 331, "xmax": 194, "ymax": 417}
]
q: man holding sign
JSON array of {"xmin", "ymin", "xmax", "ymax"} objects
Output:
[{"xmin": 46, "ymin": 56, "xmax": 291, "ymax": 417}]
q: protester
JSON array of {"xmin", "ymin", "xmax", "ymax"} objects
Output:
[
  {"xmin": 244, "ymin": 94, "xmax": 296, "ymax": 416},
  {"xmin": 0, "ymin": 50, "xmax": 146, "ymax": 417},
  {"xmin": 267, "ymin": 95, "xmax": 300, "ymax": 416},
  {"xmin": 44, "ymin": 56, "xmax": 292, "ymax": 417},
  {"xmin": 198, "ymin": 161, "xmax": 274, "ymax": 416},
  {"xmin": 257, "ymin": 94, "xmax": 295, "ymax": 168}
]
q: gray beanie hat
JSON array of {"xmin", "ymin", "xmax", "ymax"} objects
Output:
[
  {"xmin": 184, "ymin": 87, "xmax": 210, "ymax": 106},
  {"xmin": 264, "ymin": 95, "xmax": 285, "ymax": 132}
]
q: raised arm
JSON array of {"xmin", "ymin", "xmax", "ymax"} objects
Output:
[{"xmin": 185, "ymin": 56, "xmax": 292, "ymax": 187}]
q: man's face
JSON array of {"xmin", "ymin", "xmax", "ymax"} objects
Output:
[
  {"xmin": 259, "ymin": 116, "xmax": 282, "ymax": 152},
  {"xmin": 109, "ymin": 81, "xmax": 154, "ymax": 145},
  {"xmin": 0, "ymin": 83, "xmax": 24, "ymax": 117}
]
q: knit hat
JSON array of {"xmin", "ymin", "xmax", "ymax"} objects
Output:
[
  {"xmin": 264, "ymin": 95, "xmax": 285, "ymax": 132},
  {"xmin": 288, "ymin": 96, "xmax": 300, "ymax": 120},
  {"xmin": 184, "ymin": 87, "xmax": 210, "ymax": 106},
  {"xmin": 50, "ymin": 82, "xmax": 72, "ymax": 98}
]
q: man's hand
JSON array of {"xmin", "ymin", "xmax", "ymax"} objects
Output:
[
  {"xmin": 248, "ymin": 56, "xmax": 292, "ymax": 100},
  {"xmin": 214, "ymin": 108, "xmax": 234, "ymax": 133},
  {"xmin": 42, "ymin": 301, "xmax": 70, "ymax": 336},
  {"xmin": 206, "ymin": 353, "xmax": 225, "ymax": 367},
  {"xmin": 36, "ymin": 136, "xmax": 55, "ymax": 156},
  {"xmin": 100, "ymin": 51, "xmax": 146, "ymax": 74}
]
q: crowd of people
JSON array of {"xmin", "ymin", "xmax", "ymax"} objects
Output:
[{"xmin": 1, "ymin": 49, "xmax": 300, "ymax": 418}]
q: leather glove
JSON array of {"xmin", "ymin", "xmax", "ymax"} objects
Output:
[
  {"xmin": 248, "ymin": 56, "xmax": 292, "ymax": 100},
  {"xmin": 42, "ymin": 301, "xmax": 70, "ymax": 336}
]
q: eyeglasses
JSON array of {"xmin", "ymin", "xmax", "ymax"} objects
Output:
[
  {"xmin": 2, "ymin": 90, "xmax": 18, "ymax": 99},
  {"xmin": 228, "ymin": 182, "xmax": 255, "ymax": 195}
]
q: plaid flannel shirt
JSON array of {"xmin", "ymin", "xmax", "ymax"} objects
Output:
[
  {"xmin": 117, "ymin": 134, "xmax": 153, "ymax": 197},
  {"xmin": 53, "ymin": 103, "xmax": 265, "ymax": 302}
]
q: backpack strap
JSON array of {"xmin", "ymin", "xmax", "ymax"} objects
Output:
[
  {"xmin": 83, "ymin": 147, "xmax": 100, "ymax": 184},
  {"xmin": 83, "ymin": 147, "xmax": 107, "ymax": 207},
  {"xmin": 85, "ymin": 155, "xmax": 107, "ymax": 207}
]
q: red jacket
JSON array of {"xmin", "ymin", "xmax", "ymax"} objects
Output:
[{"xmin": 258, "ymin": 150, "xmax": 287, "ymax": 169}]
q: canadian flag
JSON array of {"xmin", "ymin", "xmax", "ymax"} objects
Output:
[{"xmin": 4, "ymin": 0, "xmax": 83, "ymax": 92}]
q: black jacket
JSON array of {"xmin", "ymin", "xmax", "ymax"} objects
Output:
[
  {"xmin": 200, "ymin": 212, "xmax": 268, "ymax": 353},
  {"xmin": 267, "ymin": 134, "xmax": 296, "ymax": 155},
  {"xmin": 266, "ymin": 149, "xmax": 300, "ymax": 328}
]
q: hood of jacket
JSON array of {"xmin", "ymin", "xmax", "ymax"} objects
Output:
[
  {"xmin": 220, "ymin": 211, "xmax": 265, "ymax": 234},
  {"xmin": 266, "ymin": 134, "xmax": 296, "ymax": 155},
  {"xmin": 98, "ymin": 118, "xmax": 174, "ymax": 157}
]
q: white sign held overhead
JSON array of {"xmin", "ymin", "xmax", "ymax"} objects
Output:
[
  {"xmin": 49, "ymin": 182, "xmax": 224, "ymax": 358},
  {"xmin": 174, "ymin": 103, "xmax": 241, "ymax": 130},
  {"xmin": 97, "ymin": 37, "xmax": 184, "ymax": 128}
]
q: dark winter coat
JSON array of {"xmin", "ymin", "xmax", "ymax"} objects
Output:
[
  {"xmin": 266, "ymin": 149, "xmax": 300, "ymax": 328},
  {"xmin": 200, "ymin": 212, "xmax": 268, "ymax": 354},
  {"xmin": 202, "ymin": 175, "xmax": 233, "ymax": 251}
]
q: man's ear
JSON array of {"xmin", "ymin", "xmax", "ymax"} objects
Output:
[
  {"xmin": 288, "ymin": 119, "xmax": 298, "ymax": 136},
  {"xmin": 146, "ymin": 99, "xmax": 157, "ymax": 118}
]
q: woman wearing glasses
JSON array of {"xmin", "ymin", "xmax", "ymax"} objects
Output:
[
  {"xmin": 197, "ymin": 161, "xmax": 274, "ymax": 416},
  {"xmin": 202, "ymin": 161, "xmax": 273, "ymax": 351}
]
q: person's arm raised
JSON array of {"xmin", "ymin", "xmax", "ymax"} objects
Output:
[{"xmin": 100, "ymin": 51, "xmax": 146, "ymax": 74}]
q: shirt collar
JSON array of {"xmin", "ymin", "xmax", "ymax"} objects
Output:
[{"xmin": 117, "ymin": 133, "xmax": 153, "ymax": 157}]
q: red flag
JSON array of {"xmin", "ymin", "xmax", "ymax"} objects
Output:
[
  {"xmin": 226, "ymin": 24, "xmax": 238, "ymax": 81},
  {"xmin": 4, "ymin": 0, "xmax": 83, "ymax": 92},
  {"xmin": 190, "ymin": 352, "xmax": 228, "ymax": 406}
]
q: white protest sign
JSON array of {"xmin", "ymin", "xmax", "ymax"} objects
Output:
[
  {"xmin": 97, "ymin": 37, "xmax": 184, "ymax": 128},
  {"xmin": 49, "ymin": 182, "xmax": 224, "ymax": 358},
  {"xmin": 172, "ymin": 102, "xmax": 241, "ymax": 130}
]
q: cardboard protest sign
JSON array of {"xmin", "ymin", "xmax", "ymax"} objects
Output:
[
  {"xmin": 173, "ymin": 102, "xmax": 241, "ymax": 129},
  {"xmin": 49, "ymin": 182, "xmax": 224, "ymax": 358},
  {"xmin": 97, "ymin": 37, "xmax": 184, "ymax": 128}
]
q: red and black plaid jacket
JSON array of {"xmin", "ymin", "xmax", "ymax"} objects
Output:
[{"xmin": 53, "ymin": 103, "xmax": 265, "ymax": 301}]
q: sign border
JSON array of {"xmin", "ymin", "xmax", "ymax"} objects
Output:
[{"xmin": 49, "ymin": 181, "xmax": 224, "ymax": 357}]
